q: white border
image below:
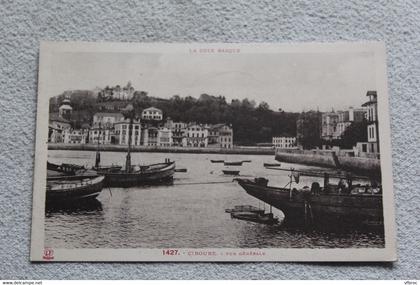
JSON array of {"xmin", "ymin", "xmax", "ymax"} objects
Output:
[{"xmin": 30, "ymin": 41, "xmax": 397, "ymax": 262}]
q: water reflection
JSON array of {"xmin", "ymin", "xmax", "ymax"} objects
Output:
[
  {"xmin": 46, "ymin": 198, "xmax": 103, "ymax": 215},
  {"xmin": 45, "ymin": 150, "xmax": 384, "ymax": 249}
]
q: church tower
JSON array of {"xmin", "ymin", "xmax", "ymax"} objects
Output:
[{"xmin": 59, "ymin": 95, "xmax": 72, "ymax": 120}]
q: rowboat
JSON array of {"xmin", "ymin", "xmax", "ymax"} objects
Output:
[
  {"xmin": 263, "ymin": 162, "xmax": 281, "ymax": 167},
  {"xmin": 222, "ymin": 169, "xmax": 240, "ymax": 175},
  {"xmin": 230, "ymin": 211, "xmax": 279, "ymax": 225},
  {"xmin": 224, "ymin": 161, "xmax": 243, "ymax": 166},
  {"xmin": 46, "ymin": 175, "xmax": 105, "ymax": 204}
]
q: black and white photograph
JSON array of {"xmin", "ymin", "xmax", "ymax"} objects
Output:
[{"xmin": 30, "ymin": 42, "xmax": 396, "ymax": 262}]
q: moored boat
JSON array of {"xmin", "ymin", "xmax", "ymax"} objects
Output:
[
  {"xmin": 46, "ymin": 175, "xmax": 105, "ymax": 204},
  {"xmin": 264, "ymin": 162, "xmax": 281, "ymax": 167},
  {"xmin": 211, "ymin": 159, "xmax": 224, "ymax": 163},
  {"xmin": 224, "ymin": 161, "xmax": 243, "ymax": 166},
  {"xmin": 234, "ymin": 171, "xmax": 383, "ymax": 228},
  {"xmin": 230, "ymin": 211, "xmax": 279, "ymax": 225},
  {"xmin": 93, "ymin": 104, "xmax": 176, "ymax": 188},
  {"xmin": 222, "ymin": 169, "xmax": 240, "ymax": 175},
  {"xmin": 97, "ymin": 161, "xmax": 176, "ymax": 187}
]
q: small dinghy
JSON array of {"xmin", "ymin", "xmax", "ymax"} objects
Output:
[
  {"xmin": 223, "ymin": 170, "xmax": 240, "ymax": 175},
  {"xmin": 226, "ymin": 205, "xmax": 279, "ymax": 225},
  {"xmin": 264, "ymin": 162, "xmax": 281, "ymax": 167},
  {"xmin": 224, "ymin": 161, "xmax": 243, "ymax": 166}
]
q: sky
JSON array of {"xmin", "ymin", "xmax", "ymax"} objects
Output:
[{"xmin": 47, "ymin": 50, "xmax": 376, "ymax": 112}]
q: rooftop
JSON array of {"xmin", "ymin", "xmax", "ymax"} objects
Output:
[{"xmin": 142, "ymin": 107, "xmax": 162, "ymax": 112}]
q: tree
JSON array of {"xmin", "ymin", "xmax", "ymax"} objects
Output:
[{"xmin": 341, "ymin": 119, "xmax": 368, "ymax": 149}]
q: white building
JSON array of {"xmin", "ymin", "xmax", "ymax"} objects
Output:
[
  {"xmin": 272, "ymin": 136, "xmax": 296, "ymax": 149},
  {"xmin": 164, "ymin": 119, "xmax": 186, "ymax": 146},
  {"xmin": 114, "ymin": 119, "xmax": 141, "ymax": 146},
  {"xmin": 92, "ymin": 112, "xmax": 124, "ymax": 128},
  {"xmin": 208, "ymin": 124, "xmax": 233, "ymax": 148},
  {"xmin": 141, "ymin": 107, "xmax": 163, "ymax": 121},
  {"xmin": 362, "ymin": 91, "xmax": 379, "ymax": 153},
  {"xmin": 88, "ymin": 128, "xmax": 114, "ymax": 145},
  {"xmin": 48, "ymin": 114, "xmax": 71, "ymax": 143},
  {"xmin": 157, "ymin": 127, "xmax": 173, "ymax": 147},
  {"xmin": 63, "ymin": 129, "xmax": 89, "ymax": 144},
  {"xmin": 182, "ymin": 124, "xmax": 209, "ymax": 147}
]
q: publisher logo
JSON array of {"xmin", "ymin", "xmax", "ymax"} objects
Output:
[{"xmin": 42, "ymin": 248, "xmax": 54, "ymax": 260}]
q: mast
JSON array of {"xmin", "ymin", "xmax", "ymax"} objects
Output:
[
  {"xmin": 95, "ymin": 123, "xmax": 101, "ymax": 168},
  {"xmin": 123, "ymin": 104, "xmax": 135, "ymax": 173},
  {"xmin": 125, "ymin": 116, "xmax": 133, "ymax": 173}
]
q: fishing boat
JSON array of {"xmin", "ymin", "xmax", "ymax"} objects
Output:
[
  {"xmin": 93, "ymin": 104, "xmax": 176, "ymax": 188},
  {"xmin": 222, "ymin": 169, "xmax": 240, "ymax": 175},
  {"xmin": 98, "ymin": 161, "xmax": 176, "ymax": 187},
  {"xmin": 226, "ymin": 205, "xmax": 279, "ymax": 225},
  {"xmin": 224, "ymin": 161, "xmax": 243, "ymax": 166},
  {"xmin": 46, "ymin": 175, "xmax": 105, "ymax": 204},
  {"xmin": 234, "ymin": 169, "xmax": 383, "ymax": 228},
  {"xmin": 263, "ymin": 162, "xmax": 281, "ymax": 167},
  {"xmin": 211, "ymin": 159, "xmax": 224, "ymax": 163},
  {"xmin": 47, "ymin": 161, "xmax": 86, "ymax": 176}
]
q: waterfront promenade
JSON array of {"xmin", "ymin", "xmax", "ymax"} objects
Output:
[{"xmin": 48, "ymin": 143, "xmax": 275, "ymax": 155}]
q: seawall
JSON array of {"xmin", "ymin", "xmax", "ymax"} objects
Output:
[
  {"xmin": 48, "ymin": 143, "xmax": 275, "ymax": 155},
  {"xmin": 275, "ymin": 149, "xmax": 381, "ymax": 177}
]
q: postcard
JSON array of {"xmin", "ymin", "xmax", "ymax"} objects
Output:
[{"xmin": 31, "ymin": 41, "xmax": 396, "ymax": 261}]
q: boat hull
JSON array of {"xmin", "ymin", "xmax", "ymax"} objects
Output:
[
  {"xmin": 224, "ymin": 161, "xmax": 243, "ymax": 166},
  {"xmin": 236, "ymin": 179, "xmax": 384, "ymax": 229},
  {"xmin": 98, "ymin": 162, "xmax": 176, "ymax": 187},
  {"xmin": 46, "ymin": 176, "xmax": 105, "ymax": 204}
]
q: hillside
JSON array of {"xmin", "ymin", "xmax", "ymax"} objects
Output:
[{"xmin": 50, "ymin": 90, "xmax": 299, "ymax": 145}]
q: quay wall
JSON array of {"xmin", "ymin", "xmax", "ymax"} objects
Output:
[
  {"xmin": 274, "ymin": 149, "xmax": 336, "ymax": 168},
  {"xmin": 275, "ymin": 149, "xmax": 381, "ymax": 177},
  {"xmin": 48, "ymin": 143, "xmax": 275, "ymax": 155}
]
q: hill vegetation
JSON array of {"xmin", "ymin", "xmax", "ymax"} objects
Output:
[{"xmin": 50, "ymin": 90, "xmax": 299, "ymax": 145}]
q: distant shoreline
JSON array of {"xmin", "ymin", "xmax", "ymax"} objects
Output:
[{"xmin": 48, "ymin": 143, "xmax": 275, "ymax": 156}]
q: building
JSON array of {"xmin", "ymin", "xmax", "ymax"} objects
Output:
[
  {"xmin": 88, "ymin": 128, "xmax": 114, "ymax": 145},
  {"xmin": 92, "ymin": 112, "xmax": 124, "ymax": 128},
  {"xmin": 63, "ymin": 128, "xmax": 89, "ymax": 144},
  {"xmin": 334, "ymin": 107, "xmax": 367, "ymax": 139},
  {"xmin": 362, "ymin": 90, "xmax": 379, "ymax": 153},
  {"xmin": 272, "ymin": 136, "xmax": 296, "ymax": 149},
  {"xmin": 164, "ymin": 119, "xmax": 186, "ymax": 146},
  {"xmin": 58, "ymin": 95, "xmax": 72, "ymax": 120},
  {"xmin": 157, "ymin": 127, "xmax": 173, "ymax": 147},
  {"xmin": 114, "ymin": 119, "xmax": 141, "ymax": 146},
  {"xmin": 208, "ymin": 124, "xmax": 233, "ymax": 148},
  {"xmin": 182, "ymin": 124, "xmax": 209, "ymax": 147},
  {"xmin": 322, "ymin": 107, "xmax": 367, "ymax": 141},
  {"xmin": 145, "ymin": 127, "xmax": 159, "ymax": 146},
  {"xmin": 321, "ymin": 112, "xmax": 339, "ymax": 141},
  {"xmin": 49, "ymin": 98, "xmax": 72, "ymax": 143},
  {"xmin": 98, "ymin": 82, "xmax": 135, "ymax": 101},
  {"xmin": 141, "ymin": 107, "xmax": 163, "ymax": 121}
]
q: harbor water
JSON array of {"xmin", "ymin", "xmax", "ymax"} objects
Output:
[{"xmin": 45, "ymin": 150, "xmax": 384, "ymax": 249}]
